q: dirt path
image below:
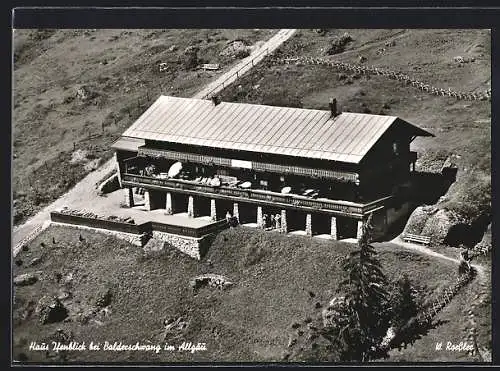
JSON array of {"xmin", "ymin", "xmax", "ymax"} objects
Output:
[
  {"xmin": 12, "ymin": 29, "xmax": 297, "ymax": 255},
  {"xmin": 385, "ymin": 237, "xmax": 488, "ymax": 283}
]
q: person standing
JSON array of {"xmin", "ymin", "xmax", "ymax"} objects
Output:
[{"xmin": 275, "ymin": 213, "xmax": 281, "ymax": 230}]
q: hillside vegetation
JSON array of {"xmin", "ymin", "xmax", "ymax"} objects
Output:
[{"xmin": 13, "ymin": 226, "xmax": 461, "ymax": 363}]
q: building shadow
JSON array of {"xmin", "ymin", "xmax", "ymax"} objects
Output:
[{"xmin": 373, "ymin": 170, "xmax": 457, "ymax": 243}]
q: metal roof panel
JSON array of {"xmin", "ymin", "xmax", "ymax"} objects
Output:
[{"xmin": 119, "ymin": 95, "xmax": 431, "ymax": 164}]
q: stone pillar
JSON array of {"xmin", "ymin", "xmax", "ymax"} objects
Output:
[
  {"xmin": 123, "ymin": 187, "xmax": 134, "ymax": 208},
  {"xmin": 281, "ymin": 209, "xmax": 288, "ymax": 233},
  {"xmin": 330, "ymin": 216, "xmax": 338, "ymax": 240},
  {"xmin": 233, "ymin": 203, "xmax": 240, "ymax": 223},
  {"xmin": 305, "ymin": 213, "xmax": 312, "ymax": 237},
  {"xmin": 114, "ymin": 152, "xmax": 122, "ymax": 188},
  {"xmin": 357, "ymin": 220, "xmax": 364, "ymax": 240},
  {"xmin": 144, "ymin": 190, "xmax": 151, "ymax": 210},
  {"xmin": 166, "ymin": 192, "xmax": 174, "ymax": 215},
  {"xmin": 210, "ymin": 199, "xmax": 217, "ymax": 221},
  {"xmin": 187, "ymin": 196, "xmax": 195, "ymax": 217},
  {"xmin": 257, "ymin": 206, "xmax": 263, "ymax": 228}
]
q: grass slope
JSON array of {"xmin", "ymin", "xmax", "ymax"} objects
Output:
[
  {"xmin": 13, "ymin": 225, "xmax": 461, "ymax": 363},
  {"xmin": 13, "ymin": 29, "xmax": 275, "ymax": 225}
]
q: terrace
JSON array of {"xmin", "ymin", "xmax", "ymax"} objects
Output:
[{"xmin": 120, "ymin": 157, "xmax": 393, "ymax": 219}]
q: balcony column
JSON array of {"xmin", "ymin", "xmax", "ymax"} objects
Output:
[
  {"xmin": 233, "ymin": 202, "xmax": 240, "ymax": 223},
  {"xmin": 257, "ymin": 206, "xmax": 263, "ymax": 228},
  {"xmin": 187, "ymin": 196, "xmax": 196, "ymax": 218},
  {"xmin": 166, "ymin": 192, "xmax": 174, "ymax": 215},
  {"xmin": 210, "ymin": 199, "xmax": 217, "ymax": 221},
  {"xmin": 280, "ymin": 210, "xmax": 288, "ymax": 233},
  {"xmin": 123, "ymin": 187, "xmax": 134, "ymax": 208},
  {"xmin": 330, "ymin": 216, "xmax": 338, "ymax": 240},
  {"xmin": 144, "ymin": 190, "xmax": 151, "ymax": 211},
  {"xmin": 356, "ymin": 220, "xmax": 364, "ymax": 241},
  {"xmin": 305, "ymin": 213, "xmax": 312, "ymax": 237}
]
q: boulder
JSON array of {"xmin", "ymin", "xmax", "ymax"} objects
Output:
[
  {"xmin": 95, "ymin": 288, "xmax": 112, "ymax": 308},
  {"xmin": 14, "ymin": 273, "xmax": 38, "ymax": 286},
  {"xmin": 36, "ymin": 296, "xmax": 68, "ymax": 324},
  {"xmin": 98, "ymin": 173, "xmax": 120, "ymax": 194},
  {"xmin": 189, "ymin": 274, "xmax": 234, "ymax": 290},
  {"xmin": 29, "ymin": 257, "xmax": 43, "ymax": 266}
]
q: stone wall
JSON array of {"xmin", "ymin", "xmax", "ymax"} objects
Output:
[
  {"xmin": 152, "ymin": 230, "xmax": 204, "ymax": 260},
  {"xmin": 50, "ymin": 222, "xmax": 147, "ymax": 246}
]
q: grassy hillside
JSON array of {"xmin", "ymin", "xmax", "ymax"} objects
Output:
[
  {"xmin": 13, "ymin": 225, "xmax": 463, "ymax": 363},
  {"xmin": 12, "ymin": 29, "xmax": 275, "ymax": 225}
]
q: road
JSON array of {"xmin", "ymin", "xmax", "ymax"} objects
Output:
[{"xmin": 12, "ymin": 29, "xmax": 297, "ymax": 256}]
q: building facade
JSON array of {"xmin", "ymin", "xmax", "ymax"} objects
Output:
[{"xmin": 112, "ymin": 95, "xmax": 433, "ymax": 240}]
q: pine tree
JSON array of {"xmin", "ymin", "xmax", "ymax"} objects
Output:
[
  {"xmin": 390, "ymin": 274, "xmax": 419, "ymax": 330},
  {"xmin": 322, "ymin": 213, "xmax": 391, "ymax": 361}
]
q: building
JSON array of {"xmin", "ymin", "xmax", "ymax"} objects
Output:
[{"xmin": 111, "ymin": 95, "xmax": 433, "ymax": 240}]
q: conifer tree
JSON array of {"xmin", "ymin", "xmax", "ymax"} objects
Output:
[{"xmin": 321, "ymin": 213, "xmax": 391, "ymax": 361}]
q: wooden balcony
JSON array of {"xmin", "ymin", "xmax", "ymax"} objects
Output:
[{"xmin": 121, "ymin": 173, "xmax": 392, "ymax": 219}]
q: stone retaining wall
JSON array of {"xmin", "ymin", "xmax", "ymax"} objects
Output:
[
  {"xmin": 152, "ymin": 231, "xmax": 204, "ymax": 260},
  {"xmin": 50, "ymin": 222, "xmax": 147, "ymax": 246}
]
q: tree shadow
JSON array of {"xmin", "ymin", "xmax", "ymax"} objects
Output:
[{"xmin": 390, "ymin": 318, "xmax": 450, "ymax": 351}]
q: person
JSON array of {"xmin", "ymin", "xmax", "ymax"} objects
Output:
[
  {"xmin": 262, "ymin": 214, "xmax": 268, "ymax": 229},
  {"xmin": 226, "ymin": 211, "xmax": 232, "ymax": 224},
  {"xmin": 275, "ymin": 213, "xmax": 281, "ymax": 229},
  {"xmin": 270, "ymin": 215, "xmax": 275, "ymax": 229}
]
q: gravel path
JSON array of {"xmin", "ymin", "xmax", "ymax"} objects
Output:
[
  {"xmin": 384, "ymin": 236, "xmax": 487, "ymax": 283},
  {"xmin": 12, "ymin": 29, "xmax": 297, "ymax": 255}
]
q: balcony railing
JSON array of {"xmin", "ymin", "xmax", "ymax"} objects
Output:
[
  {"xmin": 136, "ymin": 146, "xmax": 359, "ymax": 182},
  {"xmin": 122, "ymin": 173, "xmax": 392, "ymax": 218}
]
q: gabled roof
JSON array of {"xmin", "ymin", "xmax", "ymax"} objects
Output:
[{"xmin": 120, "ymin": 95, "xmax": 433, "ymax": 164}]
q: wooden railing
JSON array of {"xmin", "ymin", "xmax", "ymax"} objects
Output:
[
  {"xmin": 136, "ymin": 146, "xmax": 359, "ymax": 182},
  {"xmin": 122, "ymin": 173, "xmax": 393, "ymax": 217}
]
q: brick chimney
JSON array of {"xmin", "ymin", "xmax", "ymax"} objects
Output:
[{"xmin": 329, "ymin": 98, "xmax": 338, "ymax": 117}]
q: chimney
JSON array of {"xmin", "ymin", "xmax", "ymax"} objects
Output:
[
  {"xmin": 329, "ymin": 98, "xmax": 338, "ymax": 117},
  {"xmin": 211, "ymin": 95, "xmax": 220, "ymax": 106}
]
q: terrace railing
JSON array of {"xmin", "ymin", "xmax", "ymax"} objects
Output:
[{"xmin": 122, "ymin": 173, "xmax": 393, "ymax": 217}]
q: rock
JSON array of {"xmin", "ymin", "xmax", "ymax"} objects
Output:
[
  {"xmin": 14, "ymin": 273, "xmax": 38, "ymax": 286},
  {"xmin": 36, "ymin": 296, "xmax": 68, "ymax": 324},
  {"xmin": 189, "ymin": 274, "xmax": 234, "ymax": 290},
  {"xmin": 98, "ymin": 173, "xmax": 120, "ymax": 194},
  {"xmin": 95, "ymin": 288, "xmax": 112, "ymax": 308},
  {"xmin": 29, "ymin": 257, "xmax": 42, "ymax": 266},
  {"xmin": 57, "ymin": 290, "xmax": 72, "ymax": 302}
]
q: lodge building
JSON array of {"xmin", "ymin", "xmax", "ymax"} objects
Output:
[{"xmin": 111, "ymin": 95, "xmax": 433, "ymax": 240}]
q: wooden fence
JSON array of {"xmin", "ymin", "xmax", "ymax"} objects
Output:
[{"xmin": 271, "ymin": 56, "xmax": 491, "ymax": 102}]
